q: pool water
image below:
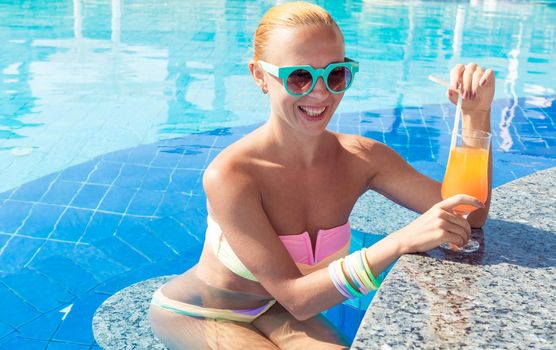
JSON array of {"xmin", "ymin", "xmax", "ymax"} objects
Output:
[{"xmin": 1, "ymin": 0, "xmax": 555, "ymax": 348}]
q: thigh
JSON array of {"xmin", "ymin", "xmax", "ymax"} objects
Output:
[
  {"xmin": 149, "ymin": 305, "xmax": 279, "ymax": 350},
  {"xmin": 252, "ymin": 303, "xmax": 349, "ymax": 350}
]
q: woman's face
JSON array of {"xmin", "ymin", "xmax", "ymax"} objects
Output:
[{"xmin": 262, "ymin": 25, "xmax": 346, "ymax": 137}]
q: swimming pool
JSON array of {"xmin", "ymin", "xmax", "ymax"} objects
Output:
[{"xmin": 1, "ymin": 0, "xmax": 555, "ymax": 348}]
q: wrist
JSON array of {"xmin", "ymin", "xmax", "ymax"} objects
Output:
[
  {"xmin": 387, "ymin": 230, "xmax": 408, "ymax": 256},
  {"xmin": 462, "ymin": 108, "xmax": 491, "ymax": 132}
]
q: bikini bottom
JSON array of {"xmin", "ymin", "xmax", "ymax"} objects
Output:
[{"xmin": 150, "ymin": 287, "xmax": 276, "ymax": 323}]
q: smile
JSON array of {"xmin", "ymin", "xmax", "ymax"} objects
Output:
[{"xmin": 298, "ymin": 105, "xmax": 327, "ymax": 118}]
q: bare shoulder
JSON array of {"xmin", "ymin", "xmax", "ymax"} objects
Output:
[
  {"xmin": 202, "ymin": 133, "xmax": 262, "ymax": 202},
  {"xmin": 335, "ymin": 133, "xmax": 400, "ymax": 162},
  {"xmin": 334, "ymin": 132, "xmax": 411, "ymax": 191}
]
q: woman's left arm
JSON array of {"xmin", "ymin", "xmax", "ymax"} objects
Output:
[{"xmin": 368, "ymin": 63, "xmax": 495, "ymax": 228}]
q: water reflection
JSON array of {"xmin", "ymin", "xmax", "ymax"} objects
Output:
[{"xmin": 0, "ymin": 0, "xmax": 555, "ymax": 192}]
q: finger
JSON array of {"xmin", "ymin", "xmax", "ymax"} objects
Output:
[
  {"xmin": 471, "ymin": 67, "xmax": 484, "ymax": 99},
  {"xmin": 439, "ymin": 210, "xmax": 472, "ymax": 238},
  {"xmin": 479, "ymin": 68, "xmax": 494, "ymax": 87},
  {"xmin": 436, "ymin": 194, "xmax": 485, "ymax": 211},
  {"xmin": 450, "ymin": 64, "xmax": 465, "ymax": 92},
  {"xmin": 444, "ymin": 231, "xmax": 467, "ymax": 248},
  {"xmin": 462, "ymin": 63, "xmax": 477, "ymax": 99},
  {"xmin": 439, "ymin": 217, "xmax": 471, "ymax": 243}
]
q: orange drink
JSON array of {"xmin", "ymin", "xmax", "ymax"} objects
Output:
[
  {"xmin": 440, "ymin": 128, "xmax": 491, "ymax": 253},
  {"xmin": 441, "ymin": 146, "xmax": 489, "ymax": 214}
]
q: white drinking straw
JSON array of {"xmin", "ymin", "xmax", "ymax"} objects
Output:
[
  {"xmin": 428, "ymin": 75, "xmax": 462, "ymax": 150},
  {"xmin": 451, "ymin": 94, "xmax": 463, "ymax": 150}
]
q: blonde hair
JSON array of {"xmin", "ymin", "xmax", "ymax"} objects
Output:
[{"xmin": 253, "ymin": 2, "xmax": 342, "ymax": 61}]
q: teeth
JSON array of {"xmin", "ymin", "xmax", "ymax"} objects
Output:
[{"xmin": 299, "ymin": 106, "xmax": 326, "ymax": 117}]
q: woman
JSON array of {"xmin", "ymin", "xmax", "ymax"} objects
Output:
[{"xmin": 149, "ymin": 2, "xmax": 494, "ymax": 349}]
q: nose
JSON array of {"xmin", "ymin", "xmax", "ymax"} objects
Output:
[{"xmin": 309, "ymin": 76, "xmax": 328, "ymax": 97}]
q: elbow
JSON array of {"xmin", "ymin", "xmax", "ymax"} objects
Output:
[
  {"xmin": 278, "ymin": 292, "xmax": 313, "ymax": 321},
  {"xmin": 279, "ymin": 299, "xmax": 309, "ymax": 321},
  {"xmin": 288, "ymin": 304, "xmax": 312, "ymax": 321}
]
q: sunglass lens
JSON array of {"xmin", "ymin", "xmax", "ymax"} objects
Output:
[
  {"xmin": 286, "ymin": 69, "xmax": 313, "ymax": 95},
  {"xmin": 327, "ymin": 66, "xmax": 351, "ymax": 92}
]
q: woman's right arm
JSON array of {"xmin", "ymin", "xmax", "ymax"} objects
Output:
[{"xmin": 204, "ymin": 162, "xmax": 349, "ymax": 320}]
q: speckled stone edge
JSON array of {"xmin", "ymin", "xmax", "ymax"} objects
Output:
[
  {"xmin": 351, "ymin": 166, "xmax": 556, "ymax": 349},
  {"xmin": 92, "ymin": 275, "xmax": 174, "ymax": 350}
]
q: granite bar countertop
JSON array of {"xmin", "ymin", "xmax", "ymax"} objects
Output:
[{"xmin": 351, "ymin": 167, "xmax": 556, "ymax": 349}]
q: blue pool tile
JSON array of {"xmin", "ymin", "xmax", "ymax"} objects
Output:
[
  {"xmin": 338, "ymin": 124, "xmax": 361, "ymax": 135},
  {"xmin": 184, "ymin": 194, "xmax": 208, "ymax": 212},
  {"xmin": 88, "ymin": 161, "xmax": 122, "ymax": 185},
  {"xmin": 155, "ymin": 191, "xmax": 190, "ymax": 216},
  {"xmin": 53, "ymin": 292, "xmax": 107, "ymax": 344},
  {"xmin": 27, "ymin": 241, "xmax": 76, "ymax": 267},
  {"xmin": 0, "ymin": 200, "xmax": 33, "ymax": 233},
  {"xmin": 102, "ymin": 147, "xmax": 131, "ymax": 163},
  {"xmin": 0, "ymin": 283, "xmax": 39, "ymax": 328},
  {"xmin": 363, "ymin": 130, "xmax": 385, "ymax": 142},
  {"xmin": 78, "ymin": 212, "xmax": 121, "ymax": 243},
  {"xmin": 514, "ymin": 123, "xmax": 539, "ymax": 135},
  {"xmin": 0, "ymin": 234, "xmax": 9, "ymax": 248},
  {"xmin": 126, "ymin": 189, "xmax": 163, "ymax": 216},
  {"xmin": 59, "ymin": 161, "xmax": 98, "ymax": 182},
  {"xmin": 176, "ymin": 148, "xmax": 211, "ymax": 169},
  {"xmin": 50, "ymin": 208, "xmax": 93, "ymax": 242},
  {"xmin": 94, "ymin": 257, "xmax": 190, "ymax": 295},
  {"xmin": 70, "ymin": 184, "xmax": 109, "ymax": 209},
  {"xmin": 98, "ymin": 186, "xmax": 136, "ymax": 213},
  {"xmin": 383, "ymin": 131, "xmax": 409, "ymax": 146},
  {"xmin": 2, "ymin": 268, "xmax": 73, "ymax": 313},
  {"xmin": 0, "ymin": 189, "xmax": 14, "ymax": 201},
  {"xmin": 113, "ymin": 164, "xmax": 148, "ymax": 189},
  {"xmin": 0, "ymin": 335, "xmax": 48, "ymax": 349},
  {"xmin": 154, "ymin": 191, "xmax": 191, "ymax": 217},
  {"xmin": 17, "ymin": 309, "xmax": 63, "ymax": 341},
  {"xmin": 0, "ymin": 322, "xmax": 13, "ymax": 339},
  {"xmin": 406, "ymin": 146, "xmax": 435, "ymax": 162},
  {"xmin": 126, "ymin": 144, "xmax": 158, "ymax": 165},
  {"xmin": 92, "ymin": 236, "xmax": 151, "ymax": 268},
  {"xmin": 170, "ymin": 210, "xmax": 207, "ymax": 244},
  {"xmin": 213, "ymin": 132, "xmax": 244, "ymax": 148},
  {"xmin": 175, "ymin": 133, "xmax": 218, "ymax": 148},
  {"xmin": 151, "ymin": 147, "xmax": 182, "ymax": 168},
  {"xmin": 42, "ymin": 181, "xmax": 82, "ymax": 206},
  {"xmin": 0, "ymin": 237, "xmax": 44, "ymax": 274},
  {"xmin": 46, "ymin": 342, "xmax": 91, "ymax": 349},
  {"xmin": 30, "ymin": 255, "xmax": 99, "ymax": 295},
  {"xmin": 69, "ymin": 245, "xmax": 129, "ymax": 282},
  {"xmin": 11, "ymin": 173, "xmax": 57, "ymax": 202},
  {"xmin": 412, "ymin": 161, "xmax": 445, "ymax": 182},
  {"xmin": 142, "ymin": 167, "xmax": 173, "ymax": 191},
  {"xmin": 543, "ymin": 137, "xmax": 556, "ymax": 148},
  {"xmin": 167, "ymin": 169, "xmax": 202, "ymax": 192},
  {"xmin": 19, "ymin": 204, "xmax": 65, "ymax": 238},
  {"xmin": 145, "ymin": 217, "xmax": 202, "ymax": 255},
  {"xmin": 116, "ymin": 217, "xmax": 178, "ymax": 260}
]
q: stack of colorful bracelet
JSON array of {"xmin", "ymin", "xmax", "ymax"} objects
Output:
[{"xmin": 328, "ymin": 247, "xmax": 383, "ymax": 299}]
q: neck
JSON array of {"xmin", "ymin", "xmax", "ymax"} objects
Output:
[{"xmin": 262, "ymin": 114, "xmax": 332, "ymax": 167}]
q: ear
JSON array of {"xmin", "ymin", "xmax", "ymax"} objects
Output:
[{"xmin": 248, "ymin": 60, "xmax": 266, "ymax": 91}]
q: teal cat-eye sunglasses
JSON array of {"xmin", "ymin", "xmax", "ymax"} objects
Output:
[{"xmin": 258, "ymin": 58, "xmax": 359, "ymax": 97}]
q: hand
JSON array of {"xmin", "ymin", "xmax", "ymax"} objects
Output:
[
  {"xmin": 447, "ymin": 63, "xmax": 495, "ymax": 113},
  {"xmin": 393, "ymin": 194, "xmax": 485, "ymax": 254}
]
